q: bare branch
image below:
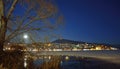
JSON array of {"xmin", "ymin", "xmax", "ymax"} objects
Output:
[
  {"xmin": 4, "ymin": 0, "xmax": 64, "ymax": 43},
  {"xmin": 7, "ymin": 0, "xmax": 18, "ymax": 19}
]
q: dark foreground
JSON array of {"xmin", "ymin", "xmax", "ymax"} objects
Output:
[{"xmin": 0, "ymin": 51, "xmax": 120, "ymax": 69}]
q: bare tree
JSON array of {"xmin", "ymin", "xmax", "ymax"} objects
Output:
[{"xmin": 0, "ymin": 0, "xmax": 63, "ymax": 52}]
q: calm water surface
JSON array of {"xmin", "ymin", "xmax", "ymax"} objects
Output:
[
  {"xmin": 29, "ymin": 55, "xmax": 120, "ymax": 69},
  {"xmin": 1, "ymin": 51, "xmax": 120, "ymax": 69}
]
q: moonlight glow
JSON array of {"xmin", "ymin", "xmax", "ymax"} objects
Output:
[{"xmin": 23, "ymin": 34, "xmax": 28, "ymax": 39}]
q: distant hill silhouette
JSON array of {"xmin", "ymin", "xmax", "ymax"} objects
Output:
[
  {"xmin": 52, "ymin": 39, "xmax": 85, "ymax": 44},
  {"xmin": 52, "ymin": 39, "xmax": 120, "ymax": 49}
]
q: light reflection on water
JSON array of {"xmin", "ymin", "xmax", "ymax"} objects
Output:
[
  {"xmin": 24, "ymin": 57, "xmax": 27, "ymax": 68},
  {"xmin": 32, "ymin": 55, "xmax": 84, "ymax": 69},
  {"xmin": 1, "ymin": 51, "xmax": 120, "ymax": 69},
  {"xmin": 24, "ymin": 60, "xmax": 27, "ymax": 68},
  {"xmin": 48, "ymin": 56, "xmax": 51, "ymax": 60},
  {"xmin": 22, "ymin": 55, "xmax": 120, "ymax": 69},
  {"xmin": 65, "ymin": 56, "xmax": 69, "ymax": 60}
]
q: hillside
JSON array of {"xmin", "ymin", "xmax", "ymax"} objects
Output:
[{"xmin": 52, "ymin": 39, "xmax": 85, "ymax": 44}]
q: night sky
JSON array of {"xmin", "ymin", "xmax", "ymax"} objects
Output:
[{"xmin": 55, "ymin": 0, "xmax": 120, "ymax": 44}]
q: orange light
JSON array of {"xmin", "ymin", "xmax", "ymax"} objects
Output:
[{"xmin": 48, "ymin": 43, "xmax": 51, "ymax": 46}]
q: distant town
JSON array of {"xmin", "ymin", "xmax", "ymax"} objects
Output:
[{"xmin": 3, "ymin": 39, "xmax": 119, "ymax": 52}]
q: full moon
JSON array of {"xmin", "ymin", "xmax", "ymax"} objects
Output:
[{"xmin": 23, "ymin": 35, "xmax": 28, "ymax": 39}]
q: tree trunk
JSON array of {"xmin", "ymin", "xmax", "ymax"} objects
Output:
[
  {"xmin": 0, "ymin": 17, "xmax": 7, "ymax": 52},
  {"xmin": 0, "ymin": 0, "xmax": 7, "ymax": 52}
]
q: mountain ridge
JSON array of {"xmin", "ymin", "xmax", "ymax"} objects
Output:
[{"xmin": 52, "ymin": 39, "xmax": 120, "ymax": 49}]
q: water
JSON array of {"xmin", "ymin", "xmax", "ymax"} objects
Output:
[
  {"xmin": 25, "ymin": 55, "xmax": 85, "ymax": 69},
  {"xmin": 0, "ymin": 51, "xmax": 120, "ymax": 69},
  {"xmin": 31, "ymin": 56, "xmax": 120, "ymax": 69}
]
